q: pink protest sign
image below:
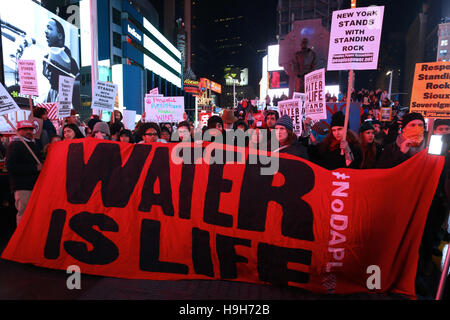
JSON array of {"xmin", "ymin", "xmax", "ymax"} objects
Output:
[
  {"xmin": 17, "ymin": 60, "xmax": 39, "ymax": 96},
  {"xmin": 145, "ymin": 96, "xmax": 185, "ymax": 123},
  {"xmin": 327, "ymin": 6, "xmax": 384, "ymax": 71},
  {"xmin": 304, "ymin": 68, "xmax": 327, "ymax": 120}
]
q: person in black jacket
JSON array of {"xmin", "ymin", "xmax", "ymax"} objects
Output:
[
  {"xmin": 375, "ymin": 112, "xmax": 426, "ymax": 169},
  {"xmin": 272, "ymin": 115, "xmax": 309, "ymax": 160},
  {"xmin": 308, "ymin": 111, "xmax": 361, "ymax": 170},
  {"xmin": 6, "ymin": 121, "xmax": 43, "ymax": 226}
]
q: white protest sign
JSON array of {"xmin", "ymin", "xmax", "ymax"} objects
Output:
[
  {"xmin": 57, "ymin": 75, "xmax": 75, "ymax": 118},
  {"xmin": 327, "ymin": 6, "xmax": 384, "ymax": 70},
  {"xmin": 0, "ymin": 82, "xmax": 22, "ymax": 117},
  {"xmin": 304, "ymin": 68, "xmax": 327, "ymax": 120},
  {"xmin": 122, "ymin": 109, "xmax": 136, "ymax": 130},
  {"xmin": 145, "ymin": 96, "xmax": 185, "ymax": 123},
  {"xmin": 17, "ymin": 60, "xmax": 39, "ymax": 96},
  {"xmin": 277, "ymin": 98, "xmax": 303, "ymax": 136},
  {"xmin": 91, "ymin": 81, "xmax": 118, "ymax": 112}
]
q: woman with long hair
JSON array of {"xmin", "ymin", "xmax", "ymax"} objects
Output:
[
  {"xmin": 272, "ymin": 115, "xmax": 309, "ymax": 159},
  {"xmin": 62, "ymin": 123, "xmax": 85, "ymax": 140},
  {"xmin": 309, "ymin": 111, "xmax": 361, "ymax": 170},
  {"xmin": 358, "ymin": 121, "xmax": 382, "ymax": 169}
]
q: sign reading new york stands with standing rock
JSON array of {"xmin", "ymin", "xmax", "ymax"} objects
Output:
[
  {"xmin": 91, "ymin": 81, "xmax": 118, "ymax": 112},
  {"xmin": 327, "ymin": 6, "xmax": 384, "ymax": 71}
]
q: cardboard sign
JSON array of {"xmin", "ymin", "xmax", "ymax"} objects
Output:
[
  {"xmin": 0, "ymin": 82, "xmax": 22, "ymax": 117},
  {"xmin": 278, "ymin": 98, "xmax": 304, "ymax": 136},
  {"xmin": 92, "ymin": 81, "xmax": 118, "ymax": 112},
  {"xmin": 304, "ymin": 68, "xmax": 327, "ymax": 120},
  {"xmin": 122, "ymin": 110, "xmax": 137, "ymax": 130},
  {"xmin": 17, "ymin": 60, "xmax": 39, "ymax": 96},
  {"xmin": 327, "ymin": 6, "xmax": 384, "ymax": 70},
  {"xmin": 57, "ymin": 75, "xmax": 75, "ymax": 118},
  {"xmin": 145, "ymin": 96, "xmax": 185, "ymax": 123},
  {"xmin": 0, "ymin": 139, "xmax": 444, "ymax": 299},
  {"xmin": 410, "ymin": 61, "xmax": 450, "ymax": 119}
]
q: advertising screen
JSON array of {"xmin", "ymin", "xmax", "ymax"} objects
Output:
[{"xmin": 0, "ymin": 0, "xmax": 80, "ymax": 109}]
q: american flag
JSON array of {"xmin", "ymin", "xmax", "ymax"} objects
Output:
[{"xmin": 36, "ymin": 102, "xmax": 58, "ymax": 120}]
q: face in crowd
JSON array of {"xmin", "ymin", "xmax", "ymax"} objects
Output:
[
  {"xmin": 177, "ymin": 126, "xmax": 191, "ymax": 141},
  {"xmin": 18, "ymin": 128, "xmax": 34, "ymax": 141},
  {"xmin": 160, "ymin": 129, "xmax": 171, "ymax": 142},
  {"xmin": 266, "ymin": 114, "xmax": 277, "ymax": 129},
  {"xmin": 332, "ymin": 126, "xmax": 345, "ymax": 142},
  {"xmin": 434, "ymin": 124, "xmax": 450, "ymax": 135},
  {"xmin": 275, "ymin": 125, "xmax": 288, "ymax": 144},
  {"xmin": 143, "ymin": 127, "xmax": 159, "ymax": 143},
  {"xmin": 362, "ymin": 129, "xmax": 375, "ymax": 144},
  {"xmin": 63, "ymin": 126, "xmax": 76, "ymax": 140},
  {"xmin": 120, "ymin": 134, "xmax": 130, "ymax": 143}
]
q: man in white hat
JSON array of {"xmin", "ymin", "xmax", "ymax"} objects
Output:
[{"xmin": 6, "ymin": 121, "xmax": 43, "ymax": 225}]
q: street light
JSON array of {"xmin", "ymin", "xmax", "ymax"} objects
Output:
[{"xmin": 386, "ymin": 70, "xmax": 393, "ymax": 100}]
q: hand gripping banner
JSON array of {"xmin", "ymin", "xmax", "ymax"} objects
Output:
[{"xmin": 1, "ymin": 138, "xmax": 444, "ymax": 298}]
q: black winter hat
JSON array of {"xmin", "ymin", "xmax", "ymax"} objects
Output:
[
  {"xmin": 401, "ymin": 112, "xmax": 424, "ymax": 128},
  {"xmin": 330, "ymin": 111, "xmax": 345, "ymax": 128},
  {"xmin": 276, "ymin": 115, "xmax": 294, "ymax": 132},
  {"xmin": 359, "ymin": 121, "xmax": 375, "ymax": 133}
]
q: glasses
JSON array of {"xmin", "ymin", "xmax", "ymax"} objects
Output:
[{"xmin": 143, "ymin": 133, "xmax": 158, "ymax": 136}]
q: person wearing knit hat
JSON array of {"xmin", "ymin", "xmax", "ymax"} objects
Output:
[
  {"xmin": 308, "ymin": 111, "xmax": 361, "ymax": 170},
  {"xmin": 376, "ymin": 112, "xmax": 426, "ymax": 168},
  {"xmin": 92, "ymin": 121, "xmax": 111, "ymax": 139},
  {"xmin": 358, "ymin": 121, "xmax": 382, "ymax": 169},
  {"xmin": 272, "ymin": 115, "xmax": 309, "ymax": 159}
]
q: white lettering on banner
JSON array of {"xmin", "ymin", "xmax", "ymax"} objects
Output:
[
  {"xmin": 128, "ymin": 24, "xmax": 142, "ymax": 42},
  {"xmin": 327, "ymin": 6, "xmax": 384, "ymax": 70},
  {"xmin": 323, "ymin": 171, "xmax": 351, "ymax": 293}
]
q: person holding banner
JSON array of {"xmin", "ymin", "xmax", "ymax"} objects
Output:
[
  {"xmin": 119, "ymin": 129, "xmax": 135, "ymax": 144},
  {"xmin": 376, "ymin": 113, "xmax": 426, "ymax": 169},
  {"xmin": 272, "ymin": 115, "xmax": 309, "ymax": 159},
  {"xmin": 308, "ymin": 111, "xmax": 361, "ymax": 170},
  {"xmin": 358, "ymin": 121, "xmax": 383, "ymax": 169},
  {"xmin": 5, "ymin": 120, "xmax": 43, "ymax": 225}
]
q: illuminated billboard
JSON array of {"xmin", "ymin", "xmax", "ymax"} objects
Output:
[
  {"xmin": 224, "ymin": 67, "xmax": 248, "ymax": 86},
  {"xmin": 200, "ymin": 78, "xmax": 222, "ymax": 94},
  {"xmin": 1, "ymin": 0, "xmax": 81, "ymax": 109}
]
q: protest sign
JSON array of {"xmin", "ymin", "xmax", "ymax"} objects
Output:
[
  {"xmin": 410, "ymin": 61, "xmax": 450, "ymax": 119},
  {"xmin": 1, "ymin": 139, "xmax": 444, "ymax": 299},
  {"xmin": 57, "ymin": 75, "xmax": 75, "ymax": 118},
  {"xmin": 92, "ymin": 81, "xmax": 118, "ymax": 112},
  {"xmin": 17, "ymin": 60, "xmax": 39, "ymax": 96},
  {"xmin": 149, "ymin": 87, "xmax": 159, "ymax": 95},
  {"xmin": 304, "ymin": 68, "xmax": 327, "ymax": 120},
  {"xmin": 122, "ymin": 110, "xmax": 137, "ymax": 130},
  {"xmin": 0, "ymin": 82, "xmax": 22, "ymax": 117},
  {"xmin": 278, "ymin": 98, "xmax": 303, "ymax": 136},
  {"xmin": 327, "ymin": 6, "xmax": 384, "ymax": 71},
  {"xmin": 145, "ymin": 96, "xmax": 185, "ymax": 123}
]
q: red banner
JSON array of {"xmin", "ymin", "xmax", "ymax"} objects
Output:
[{"xmin": 1, "ymin": 138, "xmax": 444, "ymax": 298}]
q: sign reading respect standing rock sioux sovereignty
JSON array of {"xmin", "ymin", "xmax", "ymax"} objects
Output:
[
  {"xmin": 145, "ymin": 96, "xmax": 185, "ymax": 123},
  {"xmin": 410, "ymin": 61, "xmax": 450, "ymax": 119},
  {"xmin": 327, "ymin": 6, "xmax": 384, "ymax": 71},
  {"xmin": 0, "ymin": 139, "xmax": 444, "ymax": 298}
]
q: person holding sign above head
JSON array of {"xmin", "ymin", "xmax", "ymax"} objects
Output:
[
  {"xmin": 308, "ymin": 111, "xmax": 361, "ymax": 170},
  {"xmin": 6, "ymin": 121, "xmax": 43, "ymax": 226},
  {"xmin": 376, "ymin": 112, "xmax": 426, "ymax": 169},
  {"xmin": 272, "ymin": 115, "xmax": 309, "ymax": 160}
]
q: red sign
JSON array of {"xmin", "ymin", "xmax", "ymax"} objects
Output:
[{"xmin": 1, "ymin": 139, "xmax": 444, "ymax": 298}]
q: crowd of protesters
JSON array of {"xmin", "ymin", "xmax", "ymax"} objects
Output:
[{"xmin": 0, "ymin": 94, "xmax": 449, "ymax": 298}]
